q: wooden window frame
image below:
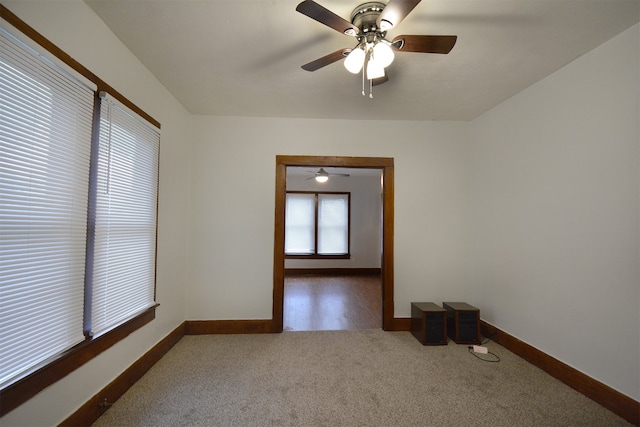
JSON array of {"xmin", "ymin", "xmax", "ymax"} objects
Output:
[
  {"xmin": 284, "ymin": 191, "xmax": 351, "ymax": 259},
  {"xmin": 0, "ymin": 5, "xmax": 160, "ymax": 416}
]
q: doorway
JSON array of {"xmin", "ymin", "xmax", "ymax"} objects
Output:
[{"xmin": 273, "ymin": 155, "xmax": 394, "ymax": 332}]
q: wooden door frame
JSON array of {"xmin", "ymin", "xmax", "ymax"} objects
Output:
[{"xmin": 273, "ymin": 155, "xmax": 394, "ymax": 332}]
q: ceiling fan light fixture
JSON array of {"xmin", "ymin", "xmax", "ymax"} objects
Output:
[
  {"xmin": 379, "ymin": 18, "xmax": 393, "ymax": 31},
  {"xmin": 373, "ymin": 41, "xmax": 394, "ymax": 68},
  {"xmin": 344, "ymin": 47, "xmax": 366, "ymax": 73},
  {"xmin": 366, "ymin": 57, "xmax": 385, "ymax": 80},
  {"xmin": 295, "ymin": 0, "xmax": 457, "ymax": 98},
  {"xmin": 315, "ymin": 168, "xmax": 330, "ymax": 183}
]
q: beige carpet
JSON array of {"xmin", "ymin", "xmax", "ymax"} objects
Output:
[{"xmin": 92, "ymin": 330, "xmax": 631, "ymax": 426}]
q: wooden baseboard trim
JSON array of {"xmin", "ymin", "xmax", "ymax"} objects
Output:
[
  {"xmin": 59, "ymin": 322, "xmax": 186, "ymax": 427},
  {"xmin": 60, "ymin": 317, "xmax": 638, "ymax": 426},
  {"xmin": 392, "ymin": 317, "xmax": 411, "ymax": 331},
  {"xmin": 284, "ymin": 268, "xmax": 381, "ymax": 276},
  {"xmin": 185, "ymin": 319, "xmax": 274, "ymax": 335},
  {"xmin": 481, "ymin": 321, "xmax": 639, "ymax": 425}
]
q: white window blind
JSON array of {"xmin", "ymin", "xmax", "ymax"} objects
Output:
[
  {"xmin": 285, "ymin": 192, "xmax": 349, "ymax": 256},
  {"xmin": 318, "ymin": 193, "xmax": 349, "ymax": 254},
  {"xmin": 88, "ymin": 93, "xmax": 159, "ymax": 336},
  {"xmin": 285, "ymin": 193, "xmax": 315, "ymax": 254},
  {"xmin": 0, "ymin": 24, "xmax": 95, "ymax": 386}
]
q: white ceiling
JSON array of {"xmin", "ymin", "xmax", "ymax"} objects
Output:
[{"xmin": 84, "ymin": 0, "xmax": 639, "ymax": 121}]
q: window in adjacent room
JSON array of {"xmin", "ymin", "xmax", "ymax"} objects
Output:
[{"xmin": 285, "ymin": 192, "xmax": 350, "ymax": 258}]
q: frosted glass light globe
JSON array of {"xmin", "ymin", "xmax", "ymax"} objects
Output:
[
  {"xmin": 344, "ymin": 47, "xmax": 365, "ymax": 74},
  {"xmin": 366, "ymin": 58, "xmax": 385, "ymax": 79},
  {"xmin": 373, "ymin": 42, "xmax": 394, "ymax": 68}
]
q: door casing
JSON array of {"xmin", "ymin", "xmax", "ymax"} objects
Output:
[{"xmin": 273, "ymin": 155, "xmax": 394, "ymax": 331}]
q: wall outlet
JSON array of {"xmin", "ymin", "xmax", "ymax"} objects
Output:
[{"xmin": 473, "ymin": 345, "xmax": 488, "ymax": 354}]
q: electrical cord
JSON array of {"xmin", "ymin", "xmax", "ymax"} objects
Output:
[
  {"xmin": 467, "ymin": 334, "xmax": 500, "ymax": 362},
  {"xmin": 467, "ymin": 346, "xmax": 501, "ymax": 362}
]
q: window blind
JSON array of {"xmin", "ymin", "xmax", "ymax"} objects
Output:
[
  {"xmin": 317, "ymin": 193, "xmax": 349, "ymax": 254},
  {"xmin": 284, "ymin": 193, "xmax": 315, "ymax": 254},
  {"xmin": 88, "ymin": 93, "xmax": 159, "ymax": 336},
  {"xmin": 0, "ymin": 24, "xmax": 95, "ymax": 386}
]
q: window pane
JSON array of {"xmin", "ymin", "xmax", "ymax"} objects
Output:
[
  {"xmin": 318, "ymin": 194, "xmax": 348, "ymax": 254},
  {"xmin": 285, "ymin": 193, "xmax": 315, "ymax": 254},
  {"xmin": 89, "ymin": 93, "xmax": 159, "ymax": 336},
  {"xmin": 0, "ymin": 26, "xmax": 93, "ymax": 387}
]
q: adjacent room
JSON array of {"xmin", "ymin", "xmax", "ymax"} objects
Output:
[
  {"xmin": 0, "ymin": 0, "xmax": 638, "ymax": 425},
  {"xmin": 283, "ymin": 166, "xmax": 383, "ymax": 331}
]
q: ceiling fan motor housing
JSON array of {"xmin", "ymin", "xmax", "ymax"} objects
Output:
[{"xmin": 351, "ymin": 2, "xmax": 386, "ymax": 35}]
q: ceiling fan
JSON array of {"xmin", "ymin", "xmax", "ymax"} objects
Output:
[
  {"xmin": 296, "ymin": 0, "xmax": 457, "ymax": 97},
  {"xmin": 308, "ymin": 168, "xmax": 350, "ymax": 182}
]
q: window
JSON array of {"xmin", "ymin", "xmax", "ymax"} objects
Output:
[
  {"xmin": 0, "ymin": 23, "xmax": 95, "ymax": 387},
  {"xmin": 0, "ymin": 8, "xmax": 160, "ymax": 415},
  {"xmin": 285, "ymin": 192, "xmax": 350, "ymax": 257},
  {"xmin": 87, "ymin": 93, "xmax": 159, "ymax": 337}
]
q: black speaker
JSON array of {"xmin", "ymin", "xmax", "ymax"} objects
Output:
[
  {"xmin": 457, "ymin": 311, "xmax": 479, "ymax": 343},
  {"xmin": 425, "ymin": 312, "xmax": 445, "ymax": 342},
  {"xmin": 411, "ymin": 302, "xmax": 447, "ymax": 345},
  {"xmin": 443, "ymin": 302, "xmax": 481, "ymax": 345}
]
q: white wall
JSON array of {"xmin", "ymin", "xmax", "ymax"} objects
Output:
[
  {"xmin": 2, "ymin": 2, "xmax": 637, "ymax": 425},
  {"xmin": 1, "ymin": 2, "xmax": 192, "ymax": 426},
  {"xmin": 468, "ymin": 24, "xmax": 639, "ymax": 400},
  {"xmin": 285, "ymin": 172, "xmax": 382, "ymax": 269},
  {"xmin": 187, "ymin": 117, "xmax": 471, "ymax": 320}
]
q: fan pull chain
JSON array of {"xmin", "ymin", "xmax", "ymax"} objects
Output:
[
  {"xmin": 369, "ymin": 79, "xmax": 373, "ymax": 98},
  {"xmin": 361, "ymin": 65, "xmax": 365, "ymax": 97}
]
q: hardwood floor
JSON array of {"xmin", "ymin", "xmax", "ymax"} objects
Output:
[{"xmin": 283, "ymin": 274, "xmax": 382, "ymax": 331}]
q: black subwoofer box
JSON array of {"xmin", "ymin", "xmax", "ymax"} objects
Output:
[
  {"xmin": 442, "ymin": 302, "xmax": 481, "ymax": 345},
  {"xmin": 411, "ymin": 302, "xmax": 447, "ymax": 345}
]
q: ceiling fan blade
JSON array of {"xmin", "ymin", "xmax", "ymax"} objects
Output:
[
  {"xmin": 329, "ymin": 173, "xmax": 351, "ymax": 177},
  {"xmin": 296, "ymin": 0, "xmax": 360, "ymax": 36},
  {"xmin": 391, "ymin": 35, "xmax": 457, "ymax": 54},
  {"xmin": 301, "ymin": 49, "xmax": 350, "ymax": 71},
  {"xmin": 377, "ymin": 0, "xmax": 421, "ymax": 30},
  {"xmin": 372, "ymin": 75, "xmax": 389, "ymax": 86}
]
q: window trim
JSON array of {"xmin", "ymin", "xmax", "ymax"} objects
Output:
[
  {"xmin": 0, "ymin": 5, "xmax": 160, "ymax": 416},
  {"xmin": 0, "ymin": 306, "xmax": 157, "ymax": 416},
  {"xmin": 0, "ymin": 6, "xmax": 160, "ymax": 130},
  {"xmin": 284, "ymin": 191, "xmax": 351, "ymax": 259}
]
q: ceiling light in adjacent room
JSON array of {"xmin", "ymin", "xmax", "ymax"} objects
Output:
[{"xmin": 315, "ymin": 168, "xmax": 329, "ymax": 183}]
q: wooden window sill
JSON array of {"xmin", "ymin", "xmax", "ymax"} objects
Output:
[{"xmin": 0, "ymin": 305, "xmax": 157, "ymax": 416}]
